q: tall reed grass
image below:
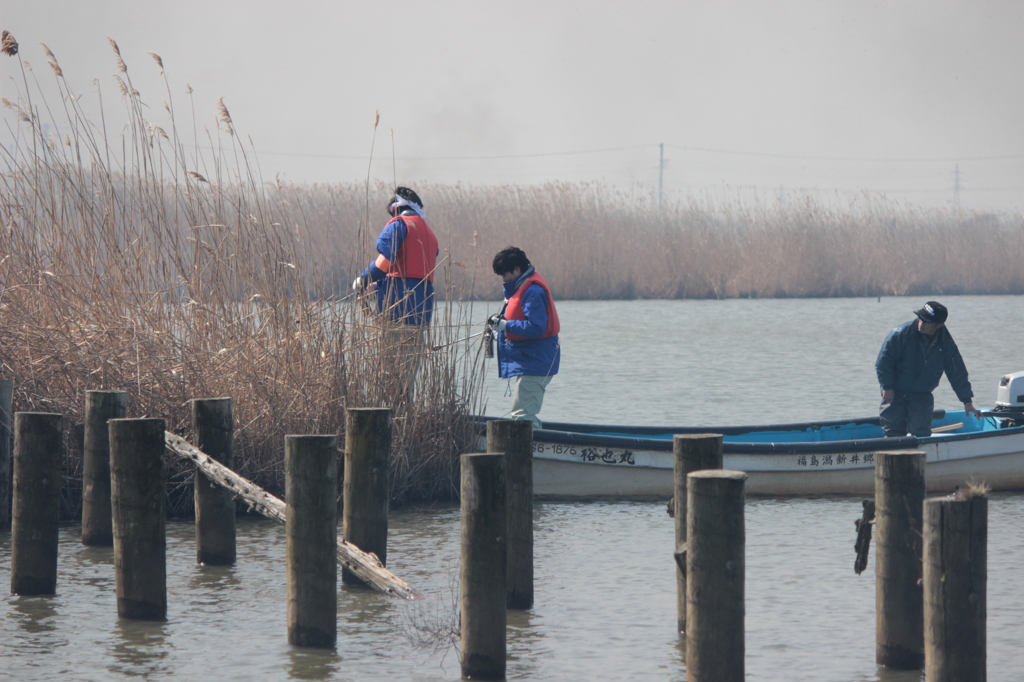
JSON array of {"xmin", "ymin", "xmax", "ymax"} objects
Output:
[
  {"xmin": 385, "ymin": 186, "xmax": 1024, "ymax": 300},
  {"xmin": 0, "ymin": 34, "xmax": 487, "ymax": 517},
  {"xmin": 224, "ymin": 181, "xmax": 1024, "ymax": 303}
]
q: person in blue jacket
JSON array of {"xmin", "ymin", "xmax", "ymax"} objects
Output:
[
  {"xmin": 352, "ymin": 187, "xmax": 438, "ymax": 326},
  {"xmin": 352, "ymin": 187, "xmax": 439, "ymax": 401},
  {"xmin": 488, "ymin": 247, "xmax": 560, "ymax": 427},
  {"xmin": 875, "ymin": 301, "xmax": 981, "ymax": 437}
]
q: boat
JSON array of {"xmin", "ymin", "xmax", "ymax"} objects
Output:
[{"xmin": 478, "ymin": 372, "xmax": 1024, "ymax": 497}]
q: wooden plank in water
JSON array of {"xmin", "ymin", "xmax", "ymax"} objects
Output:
[{"xmin": 164, "ymin": 432, "xmax": 422, "ymax": 600}]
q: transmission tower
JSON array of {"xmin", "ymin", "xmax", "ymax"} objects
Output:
[{"xmin": 658, "ymin": 142, "xmax": 664, "ymax": 212}]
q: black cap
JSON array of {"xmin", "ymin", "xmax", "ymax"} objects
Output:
[
  {"xmin": 395, "ymin": 186, "xmax": 423, "ymax": 207},
  {"xmin": 914, "ymin": 301, "xmax": 948, "ymax": 324}
]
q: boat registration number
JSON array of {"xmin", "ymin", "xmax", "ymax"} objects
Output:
[{"xmin": 533, "ymin": 442, "xmax": 636, "ymax": 465}]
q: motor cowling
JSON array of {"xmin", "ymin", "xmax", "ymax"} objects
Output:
[
  {"xmin": 992, "ymin": 371, "xmax": 1024, "ymax": 426},
  {"xmin": 995, "ymin": 371, "xmax": 1024, "ymax": 408}
]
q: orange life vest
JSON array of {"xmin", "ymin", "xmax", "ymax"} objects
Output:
[
  {"xmin": 504, "ymin": 272, "xmax": 560, "ymax": 341},
  {"xmin": 381, "ymin": 216, "xmax": 438, "ymax": 282}
]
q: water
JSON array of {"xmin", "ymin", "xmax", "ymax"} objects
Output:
[
  {"xmin": 3, "ymin": 295, "xmax": 1023, "ymax": 681},
  {"xmin": 480, "ymin": 294, "xmax": 1024, "ymax": 426}
]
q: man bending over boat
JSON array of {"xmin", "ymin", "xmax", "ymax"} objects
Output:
[
  {"xmin": 487, "ymin": 247, "xmax": 561, "ymax": 428},
  {"xmin": 875, "ymin": 301, "xmax": 981, "ymax": 437}
]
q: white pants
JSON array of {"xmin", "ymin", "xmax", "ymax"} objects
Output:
[{"xmin": 509, "ymin": 375, "xmax": 553, "ymax": 428}]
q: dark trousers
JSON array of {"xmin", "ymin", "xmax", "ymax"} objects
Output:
[{"xmin": 880, "ymin": 391, "xmax": 934, "ymax": 437}]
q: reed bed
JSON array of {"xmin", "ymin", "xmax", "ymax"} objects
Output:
[
  {"xmin": 0, "ymin": 34, "xmax": 487, "ymax": 518},
  {"xmin": 239, "ymin": 182, "xmax": 1024, "ymax": 303}
]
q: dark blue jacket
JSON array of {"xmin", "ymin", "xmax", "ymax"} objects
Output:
[
  {"xmin": 875, "ymin": 320, "xmax": 973, "ymax": 403},
  {"xmin": 496, "ymin": 273, "xmax": 560, "ymax": 379}
]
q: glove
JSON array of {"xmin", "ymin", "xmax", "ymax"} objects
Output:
[
  {"xmin": 352, "ymin": 276, "xmax": 366, "ymax": 293},
  {"xmin": 487, "ymin": 315, "xmax": 506, "ymax": 331}
]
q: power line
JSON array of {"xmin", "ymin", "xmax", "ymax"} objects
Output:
[
  {"xmin": 663, "ymin": 144, "xmax": 1024, "ymax": 163},
  {"xmin": 252, "ymin": 143, "xmax": 1024, "ymax": 163},
  {"xmin": 253, "ymin": 144, "xmax": 656, "ymax": 161},
  {"xmin": 220, "ymin": 140, "xmax": 1024, "ymax": 204}
]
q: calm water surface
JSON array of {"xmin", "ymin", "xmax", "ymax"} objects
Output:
[
  {"xmin": 480, "ymin": 294, "xmax": 1024, "ymax": 425},
  {"xmin": 3, "ymin": 295, "xmax": 1023, "ymax": 680}
]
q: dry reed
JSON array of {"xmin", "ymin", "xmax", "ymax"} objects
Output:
[
  {"xmin": 0, "ymin": 33, "xmax": 487, "ymax": 518},
  {"xmin": 227, "ymin": 181, "xmax": 1024, "ymax": 304},
  {"xmin": 959, "ymin": 481, "xmax": 991, "ymax": 499}
]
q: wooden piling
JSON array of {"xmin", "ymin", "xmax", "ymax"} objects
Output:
[
  {"xmin": 487, "ymin": 418, "xmax": 534, "ymax": 610},
  {"xmin": 673, "ymin": 433, "xmax": 723, "ymax": 633},
  {"xmin": 875, "ymin": 449, "xmax": 926, "ymax": 669},
  {"xmin": 285, "ymin": 434, "xmax": 338, "ymax": 648},
  {"xmin": 923, "ymin": 493, "xmax": 987, "ymax": 681},
  {"xmin": 192, "ymin": 398, "xmax": 236, "ymax": 565},
  {"xmin": 110, "ymin": 418, "xmax": 167, "ymax": 620},
  {"xmin": 81, "ymin": 390, "xmax": 127, "ymax": 546},
  {"xmin": 460, "ymin": 453, "xmax": 507, "ymax": 681},
  {"xmin": 342, "ymin": 408, "xmax": 391, "ymax": 586},
  {"xmin": 10, "ymin": 412, "xmax": 63, "ymax": 595},
  {"xmin": 686, "ymin": 469, "xmax": 745, "ymax": 682},
  {"xmin": 0, "ymin": 379, "xmax": 12, "ymax": 530}
]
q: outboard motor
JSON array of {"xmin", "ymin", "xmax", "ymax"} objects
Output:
[{"xmin": 992, "ymin": 371, "xmax": 1024, "ymax": 427}]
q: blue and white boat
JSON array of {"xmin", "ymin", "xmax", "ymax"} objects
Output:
[{"xmin": 486, "ymin": 372, "xmax": 1024, "ymax": 497}]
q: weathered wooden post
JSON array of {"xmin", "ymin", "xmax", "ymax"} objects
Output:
[
  {"xmin": 10, "ymin": 412, "xmax": 63, "ymax": 595},
  {"xmin": 81, "ymin": 390, "xmax": 127, "ymax": 546},
  {"xmin": 673, "ymin": 433, "xmax": 723, "ymax": 633},
  {"xmin": 110, "ymin": 418, "xmax": 167, "ymax": 620},
  {"xmin": 686, "ymin": 469, "xmax": 745, "ymax": 682},
  {"xmin": 923, "ymin": 492, "xmax": 987, "ymax": 681},
  {"xmin": 675, "ymin": 430, "xmax": 724, "ymax": 630},
  {"xmin": 0, "ymin": 379, "xmax": 12, "ymax": 530},
  {"xmin": 460, "ymin": 453, "xmax": 507, "ymax": 681},
  {"xmin": 342, "ymin": 408, "xmax": 390, "ymax": 586},
  {"xmin": 875, "ymin": 449, "xmax": 926, "ymax": 669},
  {"xmin": 193, "ymin": 398, "xmax": 236, "ymax": 565},
  {"xmin": 487, "ymin": 418, "xmax": 534, "ymax": 610},
  {"xmin": 286, "ymin": 434, "xmax": 338, "ymax": 648}
]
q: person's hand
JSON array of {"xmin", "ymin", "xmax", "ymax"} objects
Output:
[
  {"xmin": 964, "ymin": 402, "xmax": 982, "ymax": 418},
  {"xmin": 487, "ymin": 314, "xmax": 506, "ymax": 331},
  {"xmin": 352, "ymin": 276, "xmax": 365, "ymax": 293},
  {"xmin": 881, "ymin": 389, "xmax": 894, "ymax": 405}
]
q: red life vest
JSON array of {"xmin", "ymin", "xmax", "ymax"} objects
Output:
[
  {"xmin": 383, "ymin": 216, "xmax": 438, "ymax": 282},
  {"xmin": 505, "ymin": 272, "xmax": 560, "ymax": 341}
]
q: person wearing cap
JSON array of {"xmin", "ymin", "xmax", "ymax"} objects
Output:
[
  {"xmin": 487, "ymin": 246, "xmax": 560, "ymax": 428},
  {"xmin": 875, "ymin": 301, "xmax": 981, "ymax": 437},
  {"xmin": 353, "ymin": 187, "xmax": 439, "ymax": 399}
]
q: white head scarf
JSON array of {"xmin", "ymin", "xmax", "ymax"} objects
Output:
[{"xmin": 389, "ymin": 194, "xmax": 426, "ymax": 218}]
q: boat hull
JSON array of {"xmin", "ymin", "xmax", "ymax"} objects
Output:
[{"xmin": 526, "ymin": 428, "xmax": 1024, "ymax": 497}]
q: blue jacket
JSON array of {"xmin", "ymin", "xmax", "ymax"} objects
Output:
[
  {"xmin": 875, "ymin": 320, "xmax": 973, "ymax": 403},
  {"xmin": 496, "ymin": 273, "xmax": 560, "ymax": 379},
  {"xmin": 361, "ymin": 211, "xmax": 436, "ymax": 325}
]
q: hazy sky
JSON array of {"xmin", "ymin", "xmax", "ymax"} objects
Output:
[{"xmin": 5, "ymin": 0, "xmax": 1024, "ymax": 211}]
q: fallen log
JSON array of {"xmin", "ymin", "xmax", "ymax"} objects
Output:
[{"xmin": 164, "ymin": 431, "xmax": 422, "ymax": 600}]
